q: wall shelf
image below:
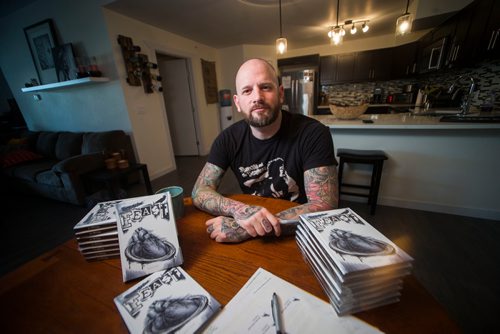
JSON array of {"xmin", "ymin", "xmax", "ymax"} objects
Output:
[{"xmin": 21, "ymin": 77, "xmax": 110, "ymax": 92}]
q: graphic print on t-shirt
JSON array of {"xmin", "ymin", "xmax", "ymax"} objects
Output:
[{"xmin": 239, "ymin": 157, "xmax": 299, "ymax": 201}]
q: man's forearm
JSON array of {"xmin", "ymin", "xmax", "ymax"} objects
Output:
[
  {"xmin": 277, "ymin": 165, "xmax": 338, "ymax": 220},
  {"xmin": 192, "ymin": 186, "xmax": 251, "ymax": 217}
]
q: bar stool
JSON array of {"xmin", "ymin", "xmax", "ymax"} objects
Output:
[{"xmin": 337, "ymin": 148, "xmax": 388, "ymax": 215}]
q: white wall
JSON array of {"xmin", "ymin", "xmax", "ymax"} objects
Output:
[
  {"xmin": 0, "ymin": 0, "xmax": 131, "ymax": 133},
  {"xmin": 103, "ymin": 9, "xmax": 223, "ymax": 177}
]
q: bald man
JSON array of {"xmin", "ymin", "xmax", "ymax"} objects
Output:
[{"xmin": 192, "ymin": 58, "xmax": 338, "ymax": 243}]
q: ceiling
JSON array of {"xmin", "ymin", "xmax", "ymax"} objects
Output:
[
  {"xmin": 103, "ymin": 0, "xmax": 468, "ymax": 50},
  {"xmin": 1, "ymin": 0, "xmax": 472, "ymax": 50}
]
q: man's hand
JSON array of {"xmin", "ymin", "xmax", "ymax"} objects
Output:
[
  {"xmin": 232, "ymin": 205, "xmax": 281, "ymax": 237},
  {"xmin": 206, "ymin": 216, "xmax": 251, "ymax": 243}
]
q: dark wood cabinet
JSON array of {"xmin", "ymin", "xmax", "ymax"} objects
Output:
[
  {"xmin": 391, "ymin": 42, "xmax": 418, "ymax": 78},
  {"xmin": 352, "ymin": 49, "xmax": 392, "ymax": 81},
  {"xmin": 336, "ymin": 53, "xmax": 356, "ymax": 82},
  {"xmin": 478, "ymin": 0, "xmax": 500, "ymax": 59},
  {"xmin": 319, "ymin": 56, "xmax": 337, "ymax": 85}
]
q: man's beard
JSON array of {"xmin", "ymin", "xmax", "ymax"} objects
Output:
[{"xmin": 245, "ymin": 104, "xmax": 280, "ymax": 127}]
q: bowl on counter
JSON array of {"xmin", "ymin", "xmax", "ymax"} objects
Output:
[{"xmin": 329, "ymin": 103, "xmax": 368, "ymax": 120}]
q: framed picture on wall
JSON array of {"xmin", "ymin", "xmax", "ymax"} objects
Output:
[
  {"xmin": 24, "ymin": 19, "xmax": 58, "ymax": 84},
  {"xmin": 52, "ymin": 43, "xmax": 78, "ymax": 81}
]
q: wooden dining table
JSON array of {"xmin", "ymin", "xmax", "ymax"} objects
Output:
[{"xmin": 0, "ymin": 194, "xmax": 461, "ymax": 333}]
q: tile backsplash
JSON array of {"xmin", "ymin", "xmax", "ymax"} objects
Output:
[{"xmin": 322, "ymin": 59, "xmax": 500, "ymax": 110}]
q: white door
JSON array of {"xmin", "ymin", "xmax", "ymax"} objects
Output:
[{"xmin": 159, "ymin": 57, "xmax": 199, "ymax": 156}]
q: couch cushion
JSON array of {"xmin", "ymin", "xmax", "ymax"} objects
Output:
[
  {"xmin": 36, "ymin": 132, "xmax": 59, "ymax": 159},
  {"xmin": 35, "ymin": 170, "xmax": 63, "ymax": 187},
  {"xmin": 55, "ymin": 132, "xmax": 83, "ymax": 160},
  {"xmin": 1, "ymin": 149, "xmax": 44, "ymax": 168},
  {"xmin": 82, "ymin": 130, "xmax": 126, "ymax": 155},
  {"xmin": 8, "ymin": 159, "xmax": 57, "ymax": 182}
]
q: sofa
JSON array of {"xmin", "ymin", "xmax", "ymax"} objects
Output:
[{"xmin": 1, "ymin": 130, "xmax": 136, "ymax": 206}]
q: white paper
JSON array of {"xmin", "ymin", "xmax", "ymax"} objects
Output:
[{"xmin": 203, "ymin": 268, "xmax": 383, "ymax": 334}]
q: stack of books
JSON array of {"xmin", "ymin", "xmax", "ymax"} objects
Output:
[
  {"xmin": 74, "ymin": 200, "xmax": 121, "ymax": 261},
  {"xmin": 296, "ymin": 207, "xmax": 413, "ymax": 315}
]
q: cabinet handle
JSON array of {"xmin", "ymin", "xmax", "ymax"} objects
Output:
[
  {"xmin": 412, "ymin": 63, "xmax": 416, "ymax": 73},
  {"xmin": 488, "ymin": 30, "xmax": 495, "ymax": 50},
  {"xmin": 492, "ymin": 30, "xmax": 500, "ymax": 50},
  {"xmin": 454, "ymin": 44, "xmax": 460, "ymax": 61},
  {"xmin": 406, "ymin": 65, "xmax": 409, "ymax": 75}
]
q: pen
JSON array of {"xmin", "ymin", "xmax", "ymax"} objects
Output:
[{"xmin": 271, "ymin": 292, "xmax": 283, "ymax": 334}]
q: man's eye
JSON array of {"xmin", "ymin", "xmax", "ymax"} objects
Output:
[
  {"xmin": 262, "ymin": 85, "xmax": 272, "ymax": 90},
  {"xmin": 242, "ymin": 89, "xmax": 251, "ymax": 95}
]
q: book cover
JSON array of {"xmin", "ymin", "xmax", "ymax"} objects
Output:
[
  {"xmin": 116, "ymin": 193, "xmax": 183, "ymax": 282},
  {"xmin": 74, "ymin": 200, "xmax": 121, "ymax": 231},
  {"xmin": 299, "ymin": 208, "xmax": 413, "ymax": 278},
  {"xmin": 114, "ymin": 267, "xmax": 221, "ymax": 334}
]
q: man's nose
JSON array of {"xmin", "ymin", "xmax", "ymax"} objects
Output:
[{"xmin": 250, "ymin": 87, "xmax": 264, "ymax": 102}]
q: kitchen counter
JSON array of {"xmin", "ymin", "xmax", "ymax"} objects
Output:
[
  {"xmin": 312, "ymin": 113, "xmax": 500, "ymax": 129},
  {"xmin": 318, "ymin": 112, "xmax": 500, "ymax": 221}
]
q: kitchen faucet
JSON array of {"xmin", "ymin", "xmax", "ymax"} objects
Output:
[{"xmin": 447, "ymin": 75, "xmax": 476, "ymax": 115}]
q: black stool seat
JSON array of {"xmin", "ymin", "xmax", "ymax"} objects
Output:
[{"xmin": 337, "ymin": 148, "xmax": 388, "ymax": 215}]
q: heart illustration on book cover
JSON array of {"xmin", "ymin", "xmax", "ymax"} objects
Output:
[
  {"xmin": 143, "ymin": 295, "xmax": 209, "ymax": 333},
  {"xmin": 125, "ymin": 227, "xmax": 176, "ymax": 264}
]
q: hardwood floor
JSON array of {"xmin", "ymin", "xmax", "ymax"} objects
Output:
[{"xmin": 1, "ymin": 155, "xmax": 498, "ymax": 333}]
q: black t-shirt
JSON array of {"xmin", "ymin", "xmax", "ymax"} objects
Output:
[{"xmin": 208, "ymin": 110, "xmax": 337, "ymax": 203}]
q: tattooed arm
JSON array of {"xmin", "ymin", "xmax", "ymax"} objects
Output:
[
  {"xmin": 276, "ymin": 165, "xmax": 338, "ymax": 220},
  {"xmin": 192, "ymin": 162, "xmax": 281, "ymax": 241}
]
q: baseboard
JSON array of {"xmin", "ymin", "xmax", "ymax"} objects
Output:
[
  {"xmin": 379, "ymin": 196, "xmax": 500, "ymax": 221},
  {"xmin": 149, "ymin": 166, "xmax": 176, "ymax": 180},
  {"xmin": 340, "ymin": 194, "xmax": 500, "ymax": 221}
]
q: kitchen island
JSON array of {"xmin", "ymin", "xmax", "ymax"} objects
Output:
[{"xmin": 312, "ymin": 113, "xmax": 500, "ymax": 220}]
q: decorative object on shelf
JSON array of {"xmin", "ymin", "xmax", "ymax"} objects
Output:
[
  {"xmin": 88, "ymin": 56, "xmax": 102, "ymax": 77},
  {"xmin": 329, "ymin": 103, "xmax": 368, "ymax": 119},
  {"xmin": 24, "ymin": 19, "xmax": 59, "ymax": 85},
  {"xmin": 52, "ymin": 43, "xmax": 78, "ymax": 81},
  {"xmin": 396, "ymin": 0, "xmax": 412, "ymax": 36},
  {"xmin": 24, "ymin": 78, "xmax": 40, "ymax": 87},
  {"xmin": 201, "ymin": 59, "xmax": 218, "ymax": 104},
  {"xmin": 117, "ymin": 34, "xmax": 161, "ymax": 94},
  {"xmin": 276, "ymin": 0, "xmax": 287, "ymax": 55}
]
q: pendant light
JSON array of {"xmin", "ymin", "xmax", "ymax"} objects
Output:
[
  {"xmin": 396, "ymin": 0, "xmax": 412, "ymax": 36},
  {"xmin": 328, "ymin": 0, "xmax": 343, "ymax": 45},
  {"xmin": 276, "ymin": 0, "xmax": 287, "ymax": 54}
]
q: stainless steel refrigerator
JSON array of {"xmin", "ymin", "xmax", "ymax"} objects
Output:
[{"xmin": 280, "ymin": 68, "xmax": 317, "ymax": 116}]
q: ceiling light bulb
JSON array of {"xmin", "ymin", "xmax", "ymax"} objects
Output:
[
  {"xmin": 328, "ymin": 27, "xmax": 334, "ymax": 38},
  {"xmin": 350, "ymin": 24, "xmax": 357, "ymax": 35},
  {"xmin": 331, "ymin": 26, "xmax": 343, "ymax": 45},
  {"xmin": 396, "ymin": 13, "xmax": 412, "ymax": 36},
  {"xmin": 276, "ymin": 37, "xmax": 287, "ymax": 54},
  {"xmin": 340, "ymin": 27, "xmax": 346, "ymax": 36},
  {"xmin": 362, "ymin": 22, "xmax": 369, "ymax": 33}
]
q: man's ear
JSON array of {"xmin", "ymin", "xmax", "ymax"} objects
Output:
[
  {"xmin": 279, "ymin": 85, "xmax": 285, "ymax": 104},
  {"xmin": 233, "ymin": 95, "xmax": 242, "ymax": 113}
]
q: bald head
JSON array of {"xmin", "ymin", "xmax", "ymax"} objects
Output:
[{"xmin": 235, "ymin": 58, "xmax": 279, "ymax": 93}]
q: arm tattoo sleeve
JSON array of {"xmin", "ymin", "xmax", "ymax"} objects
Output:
[
  {"xmin": 192, "ymin": 162, "xmax": 254, "ymax": 217},
  {"xmin": 277, "ymin": 165, "xmax": 338, "ymax": 220}
]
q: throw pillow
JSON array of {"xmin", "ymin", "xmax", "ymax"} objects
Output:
[{"xmin": 1, "ymin": 149, "xmax": 44, "ymax": 168}]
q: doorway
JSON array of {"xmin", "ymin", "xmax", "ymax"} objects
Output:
[{"xmin": 157, "ymin": 54, "xmax": 200, "ymax": 156}]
